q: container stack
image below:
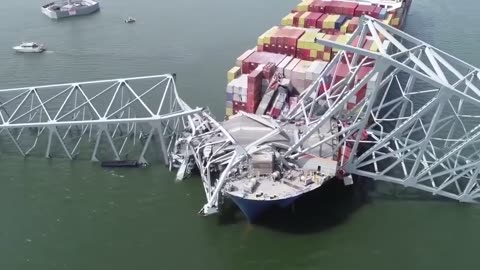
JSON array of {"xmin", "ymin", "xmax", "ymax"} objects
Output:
[{"xmin": 225, "ymin": 0, "xmax": 411, "ymax": 118}]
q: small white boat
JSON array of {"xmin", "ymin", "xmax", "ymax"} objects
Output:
[
  {"xmin": 125, "ymin": 17, "xmax": 136, "ymax": 23},
  {"xmin": 13, "ymin": 42, "xmax": 46, "ymax": 53}
]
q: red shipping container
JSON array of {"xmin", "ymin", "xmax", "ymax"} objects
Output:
[
  {"xmin": 371, "ymin": 6, "xmax": 382, "ymax": 19},
  {"xmin": 355, "ymin": 66, "xmax": 373, "ymax": 83},
  {"xmin": 248, "ymin": 69, "xmax": 263, "ymax": 82},
  {"xmin": 233, "ymin": 101, "xmax": 247, "ymax": 111},
  {"xmin": 295, "ymin": 48, "xmax": 306, "ymax": 60},
  {"xmin": 286, "ymin": 45, "xmax": 293, "ymax": 56},
  {"xmin": 271, "ymin": 28, "xmax": 281, "ymax": 48},
  {"xmin": 310, "ymin": 0, "xmax": 328, "ymax": 13},
  {"xmin": 318, "ymin": 81, "xmax": 331, "ymax": 95},
  {"xmin": 340, "ymin": 2, "xmax": 358, "ymax": 16},
  {"xmin": 325, "ymin": 1, "xmax": 342, "ymax": 14},
  {"xmin": 241, "ymin": 61, "xmax": 250, "ymax": 74},
  {"xmin": 306, "ymin": 12, "xmax": 323, "ymax": 28},
  {"xmin": 354, "ymin": 4, "xmax": 376, "ymax": 17},
  {"xmin": 356, "ymin": 86, "xmax": 367, "ymax": 101},
  {"xmin": 324, "ymin": 28, "xmax": 336, "ymax": 35},
  {"xmin": 348, "ymin": 17, "xmax": 359, "ymax": 33},
  {"xmin": 293, "ymin": 12, "xmax": 304, "ymax": 26},
  {"xmin": 351, "ymin": 36, "xmax": 364, "ymax": 47},
  {"xmin": 286, "ymin": 28, "xmax": 305, "ymax": 47},
  {"xmin": 263, "ymin": 43, "xmax": 270, "ymax": 52},
  {"xmin": 269, "ymin": 107, "xmax": 282, "ymax": 118},
  {"xmin": 334, "ymin": 1, "xmax": 345, "ymax": 14},
  {"xmin": 316, "ymin": 14, "xmax": 328, "ymax": 29},
  {"xmin": 289, "ymin": 46, "xmax": 297, "ymax": 57},
  {"xmin": 243, "ymin": 52, "xmax": 287, "ymax": 74},
  {"xmin": 362, "ymin": 40, "xmax": 373, "ymax": 50},
  {"xmin": 262, "ymin": 63, "xmax": 276, "ymax": 80},
  {"xmin": 316, "ymin": 51, "xmax": 323, "ymax": 61},
  {"xmin": 337, "ymin": 146, "xmax": 352, "ymax": 164},
  {"xmin": 331, "ymin": 62, "xmax": 350, "ymax": 83}
]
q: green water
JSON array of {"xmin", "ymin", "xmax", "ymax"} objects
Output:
[{"xmin": 1, "ymin": 0, "xmax": 480, "ymax": 269}]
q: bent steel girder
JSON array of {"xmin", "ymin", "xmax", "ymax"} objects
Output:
[
  {"xmin": 286, "ymin": 16, "xmax": 480, "ymax": 203},
  {"xmin": 0, "ymin": 74, "xmax": 202, "ymax": 164}
]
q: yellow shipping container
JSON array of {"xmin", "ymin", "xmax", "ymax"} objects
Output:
[
  {"xmin": 226, "ymin": 108, "xmax": 233, "ymax": 116},
  {"xmin": 299, "ymin": 12, "xmax": 311, "ymax": 27},
  {"xmin": 262, "ymin": 27, "xmax": 279, "ymax": 45},
  {"xmin": 336, "ymin": 35, "xmax": 349, "ymax": 45},
  {"xmin": 281, "ymin": 13, "xmax": 295, "ymax": 26},
  {"xmin": 313, "ymin": 33, "xmax": 326, "ymax": 51},
  {"xmin": 297, "ymin": 0, "xmax": 313, "ymax": 12},
  {"xmin": 383, "ymin": 14, "xmax": 393, "ymax": 25},
  {"xmin": 323, "ymin": 52, "xmax": 331, "ymax": 61},
  {"xmin": 391, "ymin": 17, "xmax": 400, "ymax": 27},
  {"xmin": 257, "ymin": 27, "xmax": 276, "ymax": 46},
  {"xmin": 227, "ymin": 66, "xmax": 241, "ymax": 82},
  {"xmin": 370, "ymin": 41, "xmax": 379, "ymax": 52},
  {"xmin": 309, "ymin": 49, "xmax": 317, "ymax": 58},
  {"xmin": 331, "ymin": 35, "xmax": 348, "ymax": 53},
  {"xmin": 323, "ymin": 15, "xmax": 339, "ymax": 29},
  {"xmin": 298, "ymin": 29, "xmax": 319, "ymax": 49},
  {"xmin": 340, "ymin": 20, "xmax": 350, "ymax": 34},
  {"xmin": 330, "ymin": 36, "xmax": 341, "ymax": 53}
]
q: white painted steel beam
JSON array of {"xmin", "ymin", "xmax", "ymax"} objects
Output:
[
  {"xmin": 0, "ymin": 74, "xmax": 202, "ymax": 165},
  {"xmin": 285, "ymin": 16, "xmax": 480, "ymax": 203}
]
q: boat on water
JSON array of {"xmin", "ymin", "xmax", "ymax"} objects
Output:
[
  {"xmin": 172, "ymin": 110, "xmax": 350, "ymax": 221},
  {"xmin": 125, "ymin": 17, "xmax": 136, "ymax": 23},
  {"xmin": 41, "ymin": 0, "xmax": 100, "ymax": 19},
  {"xmin": 214, "ymin": 0, "xmax": 412, "ymax": 221},
  {"xmin": 13, "ymin": 42, "xmax": 46, "ymax": 53}
]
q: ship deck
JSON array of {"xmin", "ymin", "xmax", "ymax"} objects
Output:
[
  {"xmin": 216, "ymin": 113, "xmax": 337, "ymax": 157},
  {"xmin": 226, "ymin": 155, "xmax": 338, "ymax": 201}
]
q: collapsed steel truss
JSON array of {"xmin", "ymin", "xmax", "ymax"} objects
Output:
[
  {"xmin": 0, "ymin": 74, "xmax": 201, "ymax": 164},
  {"xmin": 3, "ymin": 16, "xmax": 480, "ymax": 211},
  {"xmin": 289, "ymin": 16, "xmax": 480, "ymax": 203}
]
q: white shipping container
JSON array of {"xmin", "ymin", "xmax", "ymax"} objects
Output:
[
  {"xmin": 236, "ymin": 49, "xmax": 255, "ymax": 67},
  {"xmin": 277, "ymin": 56, "xmax": 294, "ymax": 77},
  {"xmin": 306, "ymin": 61, "xmax": 321, "ymax": 81},
  {"xmin": 285, "ymin": 58, "xmax": 301, "ymax": 79}
]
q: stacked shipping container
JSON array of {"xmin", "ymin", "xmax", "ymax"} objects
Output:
[{"xmin": 226, "ymin": 0, "xmax": 411, "ymax": 117}]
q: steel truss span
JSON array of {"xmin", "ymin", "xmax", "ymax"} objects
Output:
[
  {"xmin": 0, "ymin": 74, "xmax": 202, "ymax": 164},
  {"xmin": 4, "ymin": 16, "xmax": 480, "ymax": 213},
  {"xmin": 289, "ymin": 16, "xmax": 480, "ymax": 203}
]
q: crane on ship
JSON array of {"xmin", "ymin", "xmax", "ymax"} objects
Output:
[{"xmin": 2, "ymin": 16, "xmax": 480, "ymax": 215}]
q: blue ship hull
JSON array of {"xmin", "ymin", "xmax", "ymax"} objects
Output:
[{"xmin": 228, "ymin": 194, "xmax": 301, "ymax": 222}]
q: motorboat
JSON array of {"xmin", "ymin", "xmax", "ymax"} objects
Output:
[
  {"xmin": 125, "ymin": 17, "xmax": 136, "ymax": 23},
  {"xmin": 13, "ymin": 42, "xmax": 46, "ymax": 53}
]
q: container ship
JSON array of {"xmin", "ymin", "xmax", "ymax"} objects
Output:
[{"xmin": 219, "ymin": 0, "xmax": 412, "ymax": 221}]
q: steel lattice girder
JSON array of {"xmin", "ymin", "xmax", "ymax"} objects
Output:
[
  {"xmin": 0, "ymin": 74, "xmax": 202, "ymax": 164},
  {"xmin": 286, "ymin": 16, "xmax": 480, "ymax": 203}
]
